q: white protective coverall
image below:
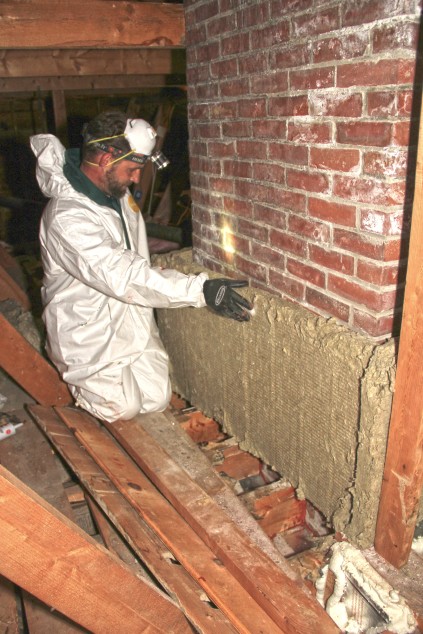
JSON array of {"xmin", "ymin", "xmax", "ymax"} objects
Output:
[{"xmin": 30, "ymin": 134, "xmax": 208, "ymax": 423}]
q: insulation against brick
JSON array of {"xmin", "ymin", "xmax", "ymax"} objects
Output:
[{"xmin": 154, "ymin": 250, "xmax": 396, "ymax": 546}]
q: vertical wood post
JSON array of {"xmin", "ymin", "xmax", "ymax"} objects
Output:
[
  {"xmin": 52, "ymin": 89, "xmax": 68, "ymax": 145},
  {"xmin": 374, "ymin": 104, "xmax": 423, "ymax": 568}
]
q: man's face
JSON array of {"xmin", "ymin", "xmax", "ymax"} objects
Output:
[{"xmin": 104, "ymin": 160, "xmax": 143, "ymax": 198}]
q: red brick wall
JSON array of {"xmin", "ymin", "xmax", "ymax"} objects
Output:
[{"xmin": 184, "ymin": 0, "xmax": 422, "ymax": 339}]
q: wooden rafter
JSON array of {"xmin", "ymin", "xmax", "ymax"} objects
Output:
[
  {"xmin": 374, "ymin": 102, "xmax": 423, "ymax": 568},
  {"xmin": 0, "ymin": 1, "xmax": 185, "ymax": 49},
  {"xmin": 0, "ymin": 75, "xmax": 185, "ymax": 94},
  {"xmin": 0, "ymin": 49, "xmax": 186, "ymax": 78}
]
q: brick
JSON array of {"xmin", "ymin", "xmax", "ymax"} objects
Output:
[
  {"xmin": 382, "ymin": 237, "xmax": 404, "ymax": 262},
  {"xmin": 287, "ymin": 259, "xmax": 325, "ymax": 288},
  {"xmin": 337, "ymin": 121, "xmax": 391, "ymax": 147},
  {"xmin": 222, "ymin": 120, "xmax": 252, "ymax": 138},
  {"xmin": 290, "ymin": 67, "xmax": 335, "ymax": 91},
  {"xmin": 223, "ymin": 160, "xmax": 253, "ymax": 179},
  {"xmin": 286, "ymin": 169, "xmax": 329, "ymax": 194},
  {"xmin": 271, "ymin": 0, "xmax": 313, "ymax": 17},
  {"xmin": 310, "ymin": 147, "xmax": 360, "ymax": 172},
  {"xmin": 270, "ymin": 228, "xmax": 307, "ymax": 257},
  {"xmin": 186, "ymin": 63, "xmax": 213, "ymax": 85},
  {"xmin": 195, "ymin": 122, "xmax": 221, "ymax": 139},
  {"xmin": 305, "ymin": 287, "xmax": 350, "ymax": 322},
  {"xmin": 221, "ymin": 32, "xmax": 250, "ymax": 56},
  {"xmin": 211, "ymin": 58, "xmax": 238, "ymax": 79},
  {"xmin": 253, "ymin": 162, "xmax": 286, "ymax": 183},
  {"xmin": 333, "ymin": 175, "xmax": 406, "ymax": 206},
  {"xmin": 209, "ymin": 101, "xmax": 238, "ymax": 120},
  {"xmin": 333, "ymin": 228, "xmax": 384, "ymax": 259},
  {"xmin": 288, "ymin": 215, "xmax": 330, "ymax": 243},
  {"xmin": 235, "ymin": 254, "xmax": 267, "ymax": 283},
  {"xmin": 188, "ymin": 102, "xmax": 210, "ymax": 121},
  {"xmin": 397, "ymin": 90, "xmax": 413, "ymax": 115},
  {"xmin": 238, "ymin": 218, "xmax": 269, "ymax": 242},
  {"xmin": 236, "ymin": 140, "xmax": 268, "ymax": 160},
  {"xmin": 287, "ymin": 122, "xmax": 331, "ymax": 144},
  {"xmin": 192, "ymin": 82, "xmax": 220, "ymax": 100},
  {"xmin": 268, "ymin": 96, "xmax": 308, "ymax": 117},
  {"xmin": 309, "ymin": 244, "xmax": 354, "ymax": 275},
  {"xmin": 392, "ymin": 120, "xmax": 411, "ymax": 146},
  {"xmin": 221, "ymin": 77, "xmax": 250, "ymax": 98},
  {"xmin": 360, "ymin": 209, "xmax": 404, "ymax": 236},
  {"xmin": 238, "ymin": 98, "xmax": 267, "ymax": 119},
  {"xmin": 193, "ymin": 0, "xmax": 219, "ymax": 23},
  {"xmin": 236, "ymin": 2, "xmax": 269, "ymax": 28},
  {"xmin": 312, "ymin": 33, "xmax": 368, "ymax": 63},
  {"xmin": 251, "ymin": 71, "xmax": 289, "ymax": 95},
  {"xmin": 352, "ymin": 310, "xmax": 397, "ymax": 338},
  {"xmin": 328, "ymin": 274, "xmax": 398, "ymax": 311},
  {"xmin": 272, "ymin": 44, "xmax": 311, "ymax": 70},
  {"xmin": 223, "ymin": 196, "xmax": 254, "ymax": 218},
  {"xmin": 253, "ymin": 204, "xmax": 287, "ymax": 230},
  {"xmin": 292, "ymin": 7, "xmax": 340, "ymax": 37},
  {"xmin": 363, "ymin": 149, "xmax": 408, "ymax": 178},
  {"xmin": 343, "ymin": 0, "xmax": 413, "ymax": 27},
  {"xmin": 269, "ymin": 269, "xmax": 305, "ymax": 301},
  {"xmin": 269, "ymin": 143, "xmax": 308, "ymax": 165},
  {"xmin": 308, "ymin": 197, "xmax": 356, "ymax": 227},
  {"xmin": 356, "ymin": 260, "xmax": 404, "ymax": 286},
  {"xmin": 252, "ymin": 119, "xmax": 287, "ymax": 139},
  {"xmin": 196, "ymin": 41, "xmax": 220, "ymax": 64},
  {"xmin": 238, "ymin": 52, "xmax": 268, "ymax": 76},
  {"xmin": 251, "ymin": 21, "xmax": 290, "ymax": 49},
  {"xmin": 372, "ymin": 21, "xmax": 419, "ymax": 53},
  {"xmin": 309, "ymin": 92, "xmax": 363, "ymax": 117},
  {"xmin": 207, "ymin": 13, "xmax": 237, "ymax": 38},
  {"xmin": 208, "ymin": 176, "xmax": 234, "ymax": 195},
  {"xmin": 367, "ymin": 91, "xmax": 396, "ymax": 117},
  {"xmin": 208, "ymin": 141, "xmax": 236, "ymax": 159},
  {"xmin": 338, "ymin": 59, "xmax": 412, "ymax": 88},
  {"xmin": 252, "ymin": 243, "xmax": 286, "ymax": 267}
]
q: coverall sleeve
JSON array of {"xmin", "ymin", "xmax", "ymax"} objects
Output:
[{"xmin": 42, "ymin": 202, "xmax": 207, "ymax": 309}]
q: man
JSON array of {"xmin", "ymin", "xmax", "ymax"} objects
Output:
[{"xmin": 30, "ymin": 111, "xmax": 252, "ymax": 423}]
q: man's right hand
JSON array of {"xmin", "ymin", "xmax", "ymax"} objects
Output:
[{"xmin": 203, "ymin": 279, "xmax": 253, "ymax": 321}]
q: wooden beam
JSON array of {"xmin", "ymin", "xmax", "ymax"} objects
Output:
[
  {"xmin": 0, "ymin": 74, "xmax": 185, "ymax": 94},
  {"xmin": 0, "ymin": 2, "xmax": 185, "ymax": 48},
  {"xmin": 0, "ymin": 49, "xmax": 186, "ymax": 78},
  {"xmin": 374, "ymin": 104, "xmax": 423, "ymax": 568},
  {"xmin": 0, "ymin": 465, "xmax": 191, "ymax": 634},
  {"xmin": 52, "ymin": 406, "xmax": 294, "ymax": 634},
  {"xmin": 0, "ymin": 314, "xmax": 72, "ymax": 406},
  {"xmin": 0, "ymin": 263, "xmax": 30, "ymax": 310},
  {"xmin": 29, "ymin": 405, "xmax": 236, "ymax": 633},
  {"xmin": 52, "ymin": 89, "xmax": 68, "ymax": 145}
]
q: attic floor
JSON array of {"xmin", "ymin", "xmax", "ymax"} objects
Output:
[{"xmin": 0, "ymin": 371, "xmax": 422, "ymax": 633}]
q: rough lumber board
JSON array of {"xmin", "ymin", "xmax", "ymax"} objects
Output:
[
  {"xmin": 0, "ymin": 2, "xmax": 185, "ymax": 48},
  {"xmin": 0, "ymin": 74, "xmax": 186, "ymax": 94},
  {"xmin": 0, "ymin": 411, "xmax": 90, "ymax": 632},
  {"xmin": 109, "ymin": 413, "xmax": 340, "ymax": 634},
  {"xmin": 28, "ymin": 405, "xmax": 242, "ymax": 634},
  {"xmin": 0, "ymin": 314, "xmax": 72, "ymax": 406},
  {"xmin": 374, "ymin": 101, "xmax": 423, "ymax": 568},
  {"xmin": 0, "ymin": 263, "xmax": 30, "ymax": 310},
  {"xmin": 51, "ymin": 405, "xmax": 286, "ymax": 634},
  {"xmin": 0, "ymin": 49, "xmax": 186, "ymax": 78},
  {"xmin": 0, "ymin": 464, "xmax": 191, "ymax": 634},
  {"xmin": 0, "ymin": 575, "xmax": 20, "ymax": 634}
]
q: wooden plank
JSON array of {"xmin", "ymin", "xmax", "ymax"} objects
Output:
[
  {"xmin": 0, "ymin": 575, "xmax": 20, "ymax": 634},
  {"xmin": 0, "ymin": 465, "xmax": 191, "ymax": 634},
  {"xmin": 52, "ymin": 89, "xmax": 68, "ymax": 145},
  {"xmin": 0, "ymin": 74, "xmax": 185, "ymax": 94},
  {"xmin": 0, "ymin": 263, "xmax": 30, "ymax": 310},
  {"xmin": 0, "ymin": 49, "xmax": 186, "ymax": 78},
  {"xmin": 0, "ymin": 314, "xmax": 72, "ymax": 406},
  {"xmin": 374, "ymin": 101, "xmax": 423, "ymax": 568},
  {"xmin": 28, "ymin": 405, "xmax": 241, "ymax": 634},
  {"xmin": 51, "ymin": 405, "xmax": 288, "ymax": 634},
  {"xmin": 110, "ymin": 414, "xmax": 340, "ymax": 634},
  {"xmin": 0, "ymin": 411, "xmax": 90, "ymax": 633},
  {"xmin": 0, "ymin": 2, "xmax": 185, "ymax": 49}
]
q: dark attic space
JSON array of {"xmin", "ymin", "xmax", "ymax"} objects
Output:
[{"xmin": 0, "ymin": 1, "xmax": 422, "ymax": 633}]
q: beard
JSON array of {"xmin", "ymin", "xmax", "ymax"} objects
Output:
[{"xmin": 105, "ymin": 166, "xmax": 128, "ymax": 198}]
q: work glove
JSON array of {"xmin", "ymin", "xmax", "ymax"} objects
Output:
[{"xmin": 203, "ymin": 279, "xmax": 253, "ymax": 322}]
